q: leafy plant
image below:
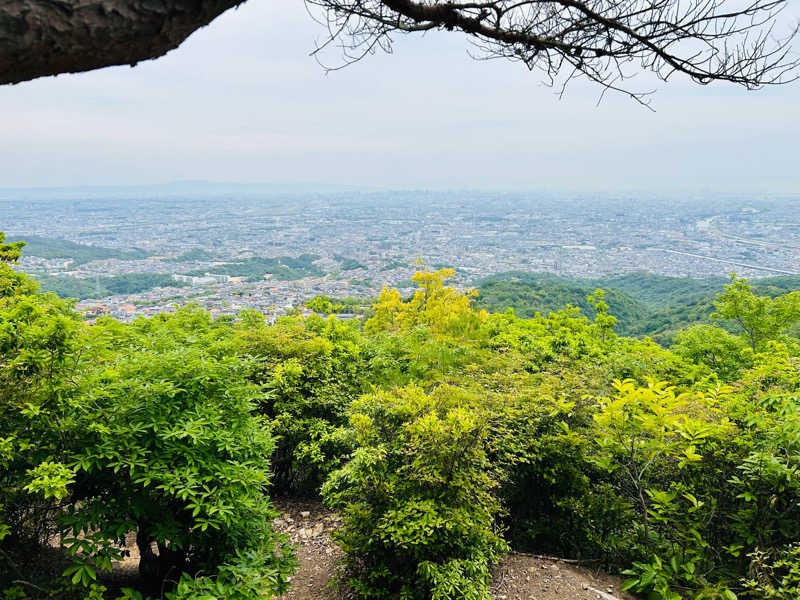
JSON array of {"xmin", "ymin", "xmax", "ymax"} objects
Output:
[{"xmin": 323, "ymin": 385, "xmax": 507, "ymax": 599}]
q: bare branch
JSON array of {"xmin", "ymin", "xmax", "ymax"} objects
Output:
[
  {"xmin": 0, "ymin": 0, "xmax": 796, "ymax": 102},
  {"xmin": 306, "ymin": 0, "xmax": 800, "ymax": 101}
]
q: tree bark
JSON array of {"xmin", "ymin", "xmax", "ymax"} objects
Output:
[{"xmin": 0, "ymin": 0, "xmax": 244, "ymax": 85}]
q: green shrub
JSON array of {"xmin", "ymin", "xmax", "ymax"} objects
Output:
[
  {"xmin": 744, "ymin": 544, "xmax": 800, "ymax": 599},
  {"xmin": 237, "ymin": 313, "xmax": 368, "ymax": 496},
  {"xmin": 1, "ymin": 246, "xmax": 295, "ymax": 598},
  {"xmin": 322, "ymin": 385, "xmax": 508, "ymax": 599},
  {"xmin": 63, "ymin": 342, "xmax": 295, "ymax": 595},
  {"xmin": 672, "ymin": 324, "xmax": 752, "ymax": 381}
]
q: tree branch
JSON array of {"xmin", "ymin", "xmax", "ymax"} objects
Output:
[
  {"xmin": 0, "ymin": 0, "xmax": 245, "ymax": 85},
  {"xmin": 307, "ymin": 0, "xmax": 800, "ymax": 103},
  {"xmin": 0, "ymin": 0, "xmax": 797, "ymax": 104}
]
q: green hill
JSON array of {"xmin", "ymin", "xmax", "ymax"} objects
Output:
[
  {"xmin": 476, "ymin": 271, "xmax": 800, "ymax": 344},
  {"xmin": 8, "ymin": 236, "xmax": 149, "ymax": 265},
  {"xmin": 33, "ymin": 272, "xmax": 186, "ymax": 299},
  {"xmin": 188, "ymin": 254, "xmax": 323, "ymax": 281},
  {"xmin": 589, "ymin": 272, "xmax": 725, "ymax": 308},
  {"xmin": 475, "ymin": 272, "xmax": 650, "ymax": 336}
]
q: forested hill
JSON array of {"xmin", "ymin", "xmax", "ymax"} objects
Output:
[
  {"xmin": 474, "ymin": 273, "xmax": 651, "ymax": 334},
  {"xmin": 476, "ymin": 271, "xmax": 800, "ymax": 343},
  {"xmin": 6, "ymin": 236, "xmax": 149, "ymax": 265}
]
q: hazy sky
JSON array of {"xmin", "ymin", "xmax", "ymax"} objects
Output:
[{"xmin": 0, "ymin": 0, "xmax": 798, "ymax": 192}]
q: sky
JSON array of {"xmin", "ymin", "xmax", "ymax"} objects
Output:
[{"xmin": 0, "ymin": 0, "xmax": 798, "ymax": 193}]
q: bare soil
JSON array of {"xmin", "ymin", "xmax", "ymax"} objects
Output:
[
  {"xmin": 272, "ymin": 499, "xmax": 637, "ymax": 600},
  {"xmin": 37, "ymin": 499, "xmax": 634, "ymax": 599}
]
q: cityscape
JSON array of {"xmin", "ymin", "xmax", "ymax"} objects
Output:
[{"xmin": 2, "ymin": 187, "xmax": 799, "ymax": 322}]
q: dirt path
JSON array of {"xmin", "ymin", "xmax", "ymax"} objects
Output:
[{"xmin": 273, "ymin": 500, "xmax": 636, "ymax": 600}]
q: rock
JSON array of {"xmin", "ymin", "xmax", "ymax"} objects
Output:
[{"xmin": 300, "ymin": 511, "xmax": 311, "ymax": 518}]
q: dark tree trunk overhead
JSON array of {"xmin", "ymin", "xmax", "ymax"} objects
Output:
[
  {"xmin": 0, "ymin": 0, "xmax": 796, "ymax": 102},
  {"xmin": 0, "ymin": 0, "xmax": 244, "ymax": 85}
]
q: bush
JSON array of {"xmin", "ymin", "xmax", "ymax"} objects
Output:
[
  {"xmin": 237, "ymin": 313, "xmax": 368, "ymax": 496},
  {"xmin": 1, "ymin": 268, "xmax": 295, "ymax": 598},
  {"xmin": 63, "ymin": 340, "xmax": 295, "ymax": 595},
  {"xmin": 672, "ymin": 324, "xmax": 752, "ymax": 381},
  {"xmin": 322, "ymin": 385, "xmax": 508, "ymax": 600},
  {"xmin": 744, "ymin": 544, "xmax": 800, "ymax": 599}
]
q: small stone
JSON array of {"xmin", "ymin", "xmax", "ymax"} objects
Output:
[{"xmin": 300, "ymin": 511, "xmax": 311, "ymax": 518}]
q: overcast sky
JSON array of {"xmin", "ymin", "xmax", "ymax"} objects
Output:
[{"xmin": 0, "ymin": 0, "xmax": 798, "ymax": 193}]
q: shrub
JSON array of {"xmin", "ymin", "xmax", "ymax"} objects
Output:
[
  {"xmin": 63, "ymin": 341, "xmax": 295, "ymax": 595},
  {"xmin": 237, "ymin": 313, "xmax": 368, "ymax": 496},
  {"xmin": 744, "ymin": 544, "xmax": 800, "ymax": 599},
  {"xmin": 1, "ymin": 279, "xmax": 295, "ymax": 597},
  {"xmin": 672, "ymin": 324, "xmax": 752, "ymax": 381},
  {"xmin": 322, "ymin": 385, "xmax": 508, "ymax": 600}
]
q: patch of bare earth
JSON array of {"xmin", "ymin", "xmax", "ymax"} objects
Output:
[
  {"xmin": 273, "ymin": 500, "xmax": 637, "ymax": 600},
  {"xmin": 490, "ymin": 553, "xmax": 636, "ymax": 600}
]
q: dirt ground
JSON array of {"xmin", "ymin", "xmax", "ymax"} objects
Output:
[
  {"xmin": 272, "ymin": 499, "xmax": 637, "ymax": 600},
  {"xmin": 37, "ymin": 499, "xmax": 633, "ymax": 600}
]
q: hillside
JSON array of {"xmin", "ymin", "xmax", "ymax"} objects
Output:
[
  {"xmin": 33, "ymin": 272, "xmax": 187, "ymax": 299},
  {"xmin": 474, "ymin": 272, "xmax": 650, "ymax": 336},
  {"xmin": 476, "ymin": 271, "xmax": 800, "ymax": 344},
  {"xmin": 9, "ymin": 236, "xmax": 149, "ymax": 265}
]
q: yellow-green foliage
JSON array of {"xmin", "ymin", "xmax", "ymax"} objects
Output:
[
  {"xmin": 4, "ymin": 236, "xmax": 800, "ymax": 600},
  {"xmin": 1, "ymin": 247, "xmax": 295, "ymax": 597},
  {"xmin": 367, "ymin": 267, "xmax": 486, "ymax": 336},
  {"xmin": 323, "ymin": 385, "xmax": 508, "ymax": 600}
]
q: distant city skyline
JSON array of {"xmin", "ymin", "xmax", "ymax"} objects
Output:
[
  {"xmin": 3, "ymin": 190, "xmax": 799, "ymax": 324},
  {"xmin": 1, "ymin": 0, "xmax": 798, "ymax": 192}
]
